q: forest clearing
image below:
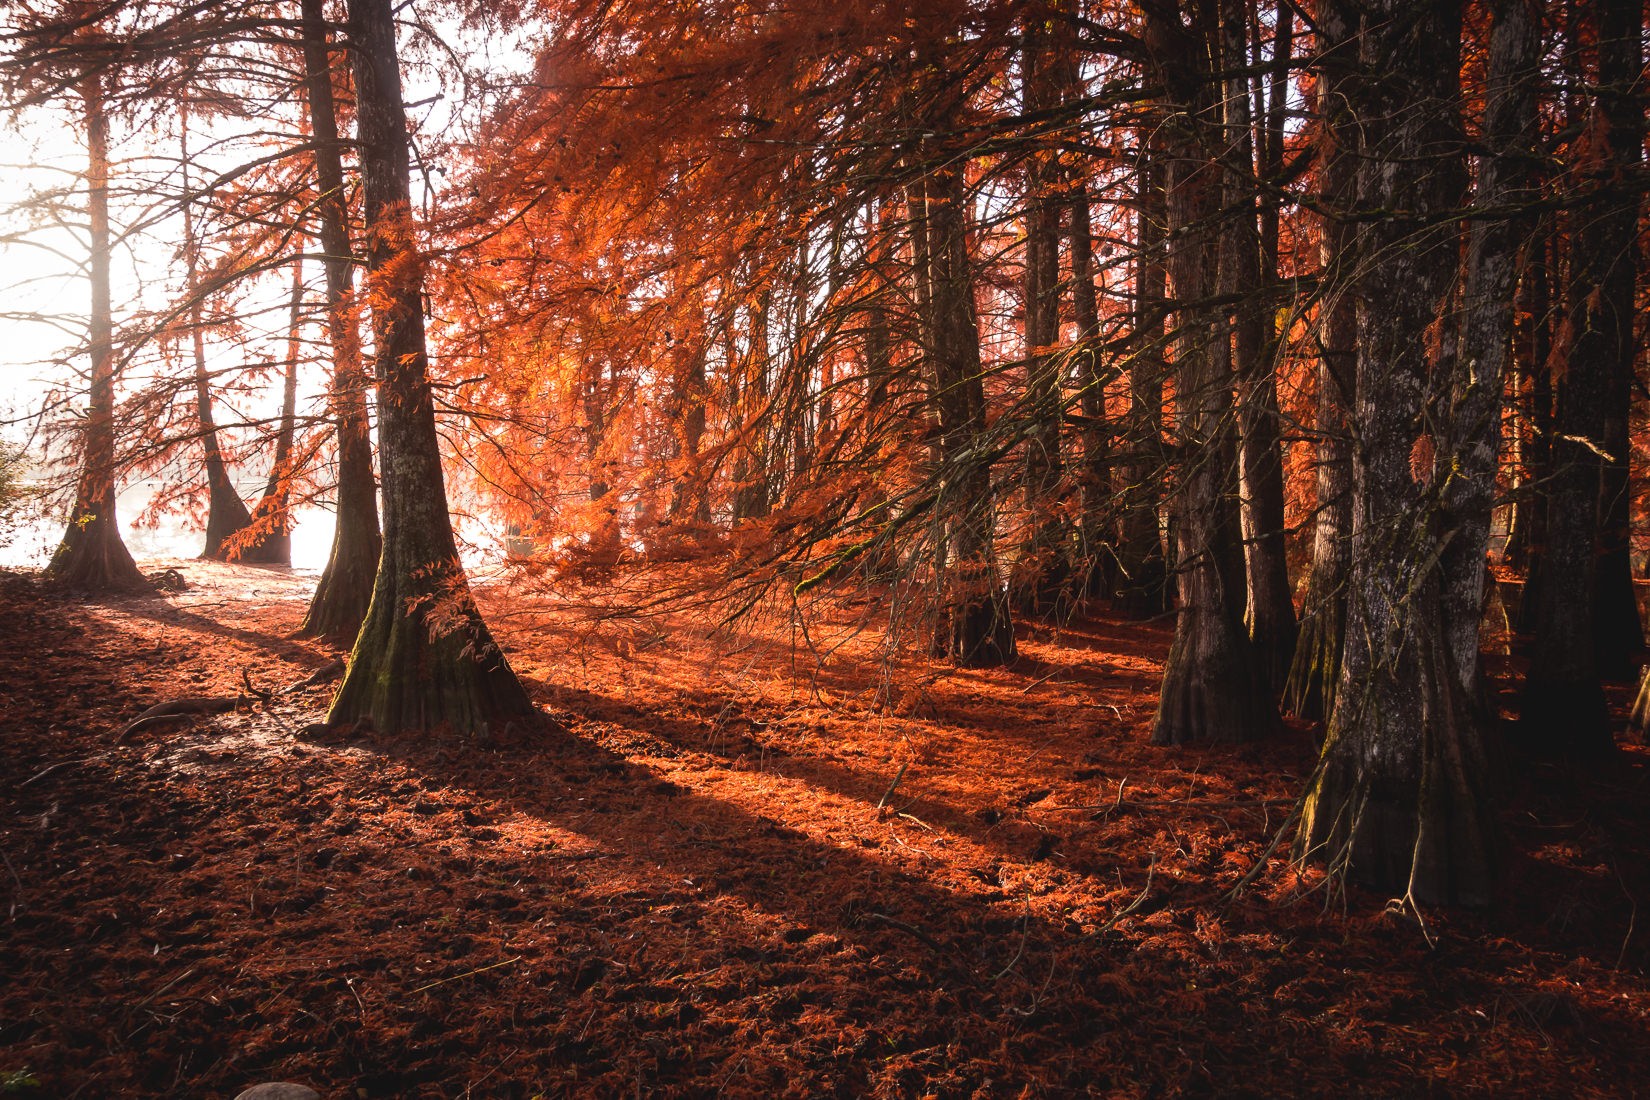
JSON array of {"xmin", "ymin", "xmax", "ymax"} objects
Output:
[{"xmin": 2, "ymin": 561, "xmax": 1649, "ymax": 1096}]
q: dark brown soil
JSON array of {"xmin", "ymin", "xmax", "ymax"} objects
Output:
[{"xmin": 2, "ymin": 562, "xmax": 1648, "ymax": 1098}]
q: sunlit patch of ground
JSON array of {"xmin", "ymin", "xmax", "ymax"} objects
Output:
[{"xmin": 3, "ymin": 562, "xmax": 1649, "ymax": 1097}]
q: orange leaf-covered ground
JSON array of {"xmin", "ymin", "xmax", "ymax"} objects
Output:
[{"xmin": 2, "ymin": 561, "xmax": 1648, "ymax": 1097}]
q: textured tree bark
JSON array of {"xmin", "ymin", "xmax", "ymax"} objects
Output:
[
  {"xmin": 298, "ymin": 0, "xmax": 381, "ymax": 640},
  {"xmin": 1587, "ymin": 0, "xmax": 1645, "ymax": 681},
  {"xmin": 580, "ymin": 356, "xmax": 623, "ymax": 568},
  {"xmin": 190, "ymin": 319, "xmax": 255, "ymax": 561},
  {"xmin": 48, "ymin": 70, "xmax": 147, "ymax": 593},
  {"xmin": 1148, "ymin": 0, "xmax": 1274, "ymax": 746},
  {"xmin": 1439, "ymin": 0, "xmax": 1540, "ymax": 705},
  {"xmin": 666, "ymin": 336, "xmax": 712, "ymax": 528},
  {"xmin": 732, "ymin": 291, "xmax": 774, "ymax": 522},
  {"xmin": 177, "ymin": 96, "xmax": 256, "ymax": 562},
  {"xmin": 911, "ymin": 167, "xmax": 1015, "ymax": 667},
  {"xmin": 1297, "ymin": 0, "xmax": 1498, "ymax": 906},
  {"xmin": 1283, "ymin": 1, "xmax": 1356, "ymax": 722},
  {"xmin": 181, "ymin": 162, "xmax": 256, "ymax": 563},
  {"xmin": 1503, "ymin": 224, "xmax": 1552, "ymax": 575},
  {"xmin": 240, "ymin": 258, "xmax": 306, "ymax": 566},
  {"xmin": 327, "ymin": 0, "xmax": 535, "ymax": 734},
  {"xmin": 1220, "ymin": 0, "xmax": 1296, "ymax": 692}
]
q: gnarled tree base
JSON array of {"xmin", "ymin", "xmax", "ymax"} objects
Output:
[
  {"xmin": 299, "ymin": 518, "xmax": 381, "ymax": 642},
  {"xmin": 938, "ymin": 594, "xmax": 1016, "ymax": 669},
  {"xmin": 200, "ymin": 481, "xmax": 255, "ymax": 562},
  {"xmin": 1297, "ymin": 633, "xmax": 1498, "ymax": 908},
  {"xmin": 1298, "ymin": 741, "xmax": 1497, "ymax": 908},
  {"xmin": 1282, "ymin": 596, "xmax": 1343, "ymax": 724},
  {"xmin": 1153, "ymin": 609, "xmax": 1275, "ymax": 745},
  {"xmin": 235, "ymin": 498, "xmax": 292, "ymax": 566},
  {"xmin": 328, "ymin": 573, "xmax": 536, "ymax": 734},
  {"xmin": 48, "ymin": 514, "xmax": 147, "ymax": 593}
]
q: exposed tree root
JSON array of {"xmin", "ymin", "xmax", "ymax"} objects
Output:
[
  {"xmin": 116, "ymin": 697, "xmax": 245, "ymax": 744},
  {"xmin": 115, "ymin": 661, "xmax": 348, "ymax": 744}
]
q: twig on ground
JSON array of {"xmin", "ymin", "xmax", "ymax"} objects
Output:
[
  {"xmin": 280, "ymin": 659, "xmax": 345, "ymax": 695},
  {"xmin": 409, "ymin": 955, "xmax": 521, "ymax": 995},
  {"xmin": 241, "ymin": 669, "xmax": 273, "ymax": 704},
  {"xmin": 1086, "ymin": 856, "xmax": 1158, "ymax": 940},
  {"xmin": 1019, "ymin": 667, "xmax": 1070, "ymax": 694},
  {"xmin": 865, "ymin": 911, "xmax": 947, "ymax": 955},
  {"xmin": 875, "ymin": 762, "xmax": 908, "ymax": 814},
  {"xmin": 20, "ymin": 754, "xmax": 112, "ymax": 787},
  {"xmin": 1614, "ymin": 864, "xmax": 1638, "ymax": 972},
  {"xmin": 992, "ymin": 896, "xmax": 1033, "ymax": 981},
  {"xmin": 131, "ymin": 967, "xmax": 195, "ymax": 1013}
]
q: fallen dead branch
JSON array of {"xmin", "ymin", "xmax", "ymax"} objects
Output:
[
  {"xmin": 875, "ymin": 762, "xmax": 909, "ymax": 815},
  {"xmin": 409, "ymin": 956, "xmax": 522, "ymax": 995}
]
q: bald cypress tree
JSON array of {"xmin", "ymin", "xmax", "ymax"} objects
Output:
[
  {"xmin": 1297, "ymin": 0, "xmax": 1498, "ymax": 906},
  {"xmin": 47, "ymin": 66, "xmax": 147, "ymax": 594},
  {"xmin": 327, "ymin": 0, "xmax": 534, "ymax": 734},
  {"xmin": 1147, "ymin": 0, "xmax": 1275, "ymax": 746}
]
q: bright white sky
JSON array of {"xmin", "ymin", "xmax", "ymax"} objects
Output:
[{"xmin": 0, "ymin": 7, "xmax": 540, "ymax": 567}]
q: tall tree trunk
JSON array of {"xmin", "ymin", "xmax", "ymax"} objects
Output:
[
  {"xmin": 1148, "ymin": 0, "xmax": 1275, "ymax": 746},
  {"xmin": 1221, "ymin": 0, "xmax": 1296, "ymax": 691},
  {"xmin": 911, "ymin": 166, "xmax": 1015, "ymax": 667},
  {"xmin": 298, "ymin": 0, "xmax": 381, "ymax": 639},
  {"xmin": 1297, "ymin": 0, "xmax": 1497, "ymax": 907},
  {"xmin": 180, "ymin": 104, "xmax": 256, "ymax": 562},
  {"xmin": 1014, "ymin": 15, "xmax": 1070, "ymax": 613},
  {"xmin": 327, "ymin": 0, "xmax": 534, "ymax": 734},
  {"xmin": 733, "ymin": 292, "xmax": 773, "ymax": 521},
  {"xmin": 1522, "ymin": 0, "xmax": 1644, "ymax": 749},
  {"xmin": 1440, "ymin": 0, "xmax": 1540, "ymax": 702},
  {"xmin": 1069, "ymin": 164, "xmax": 1112, "ymax": 597},
  {"xmin": 1114, "ymin": 137, "xmax": 1170, "ymax": 617},
  {"xmin": 1283, "ymin": 0, "xmax": 1356, "ymax": 722},
  {"xmin": 241, "ymin": 258, "xmax": 307, "ymax": 566},
  {"xmin": 48, "ymin": 69, "xmax": 147, "ymax": 593},
  {"xmin": 581, "ymin": 357, "xmax": 622, "ymax": 567},
  {"xmin": 667, "ymin": 342, "xmax": 712, "ymax": 527}
]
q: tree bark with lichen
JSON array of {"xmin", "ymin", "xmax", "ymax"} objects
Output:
[{"xmin": 1297, "ymin": 0, "xmax": 1499, "ymax": 907}]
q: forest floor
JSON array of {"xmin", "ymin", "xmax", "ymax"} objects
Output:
[{"xmin": 2, "ymin": 560, "xmax": 1649, "ymax": 1098}]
